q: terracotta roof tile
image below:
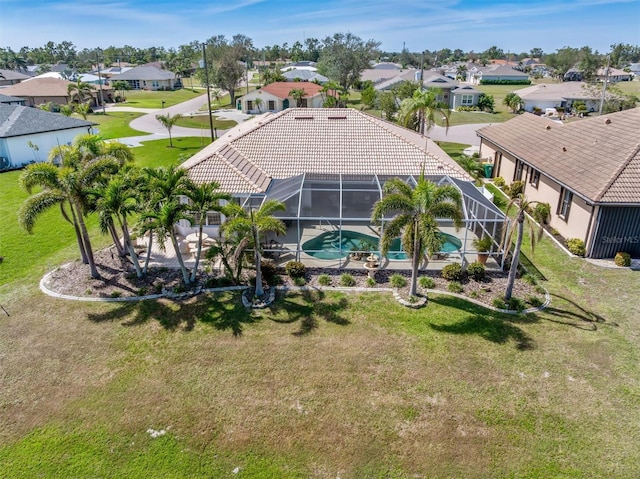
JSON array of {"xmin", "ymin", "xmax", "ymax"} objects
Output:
[
  {"xmin": 182, "ymin": 108, "xmax": 470, "ymax": 193},
  {"xmin": 477, "ymin": 109, "xmax": 640, "ymax": 203},
  {"xmin": 260, "ymin": 82, "xmax": 325, "ymax": 99}
]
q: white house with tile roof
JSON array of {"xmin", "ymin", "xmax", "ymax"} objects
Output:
[
  {"xmin": 180, "ymin": 108, "xmax": 507, "ymax": 267},
  {"xmin": 0, "ymin": 104, "xmax": 95, "ymax": 169},
  {"xmin": 477, "ymin": 108, "xmax": 640, "ymax": 258}
]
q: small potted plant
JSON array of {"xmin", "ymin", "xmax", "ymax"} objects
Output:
[{"xmin": 472, "ymin": 235, "xmax": 493, "ymax": 265}]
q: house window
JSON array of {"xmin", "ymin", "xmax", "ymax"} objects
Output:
[
  {"xmin": 461, "ymin": 94, "xmax": 473, "ymax": 105},
  {"xmin": 514, "ymin": 160, "xmax": 524, "ymax": 181},
  {"xmin": 557, "ymin": 187, "xmax": 572, "ymax": 220},
  {"xmin": 529, "ymin": 168, "xmax": 540, "ymax": 188},
  {"xmin": 152, "ymin": 80, "xmax": 159, "ymax": 88},
  {"xmin": 268, "ymin": 100, "xmax": 275, "ymax": 110},
  {"xmin": 247, "ymin": 100, "xmax": 253, "ymax": 111},
  {"xmin": 132, "ymin": 80, "xmax": 140, "ymax": 89},
  {"xmin": 206, "ymin": 212, "xmax": 221, "ymax": 225}
]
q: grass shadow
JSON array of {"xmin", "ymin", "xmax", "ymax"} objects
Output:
[
  {"xmin": 542, "ymin": 293, "xmax": 608, "ymax": 330},
  {"xmin": 428, "ymin": 295, "xmax": 536, "ymax": 350},
  {"xmin": 519, "ymin": 250, "xmax": 548, "ymax": 281},
  {"xmin": 199, "ymin": 293, "xmax": 257, "ymax": 337},
  {"xmin": 86, "ymin": 298, "xmax": 200, "ymax": 331},
  {"xmin": 269, "ymin": 289, "xmax": 350, "ymax": 336}
]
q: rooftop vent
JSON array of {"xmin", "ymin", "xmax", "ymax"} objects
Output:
[
  {"xmin": 327, "ymin": 116, "xmax": 347, "ymax": 120},
  {"xmin": 562, "ymin": 146, "xmax": 567, "ymax": 152},
  {"xmin": 294, "ymin": 116, "xmax": 314, "ymax": 120},
  {"xmin": 545, "ymin": 125, "xmax": 551, "ymax": 130},
  {"xmin": 604, "ymin": 118, "xmax": 612, "ymax": 124}
]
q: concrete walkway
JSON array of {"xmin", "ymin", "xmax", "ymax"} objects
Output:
[{"xmin": 106, "ymin": 93, "xmax": 251, "ymax": 147}]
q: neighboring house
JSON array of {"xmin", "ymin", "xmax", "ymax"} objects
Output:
[
  {"xmin": 477, "ymin": 109, "xmax": 640, "ymax": 258},
  {"xmin": 24, "ymin": 71, "xmax": 106, "ymax": 85},
  {"xmin": 627, "ymin": 63, "xmax": 640, "ymax": 78},
  {"xmin": 563, "ymin": 68, "xmax": 583, "ymax": 82},
  {"xmin": 237, "ymin": 82, "xmax": 329, "ymax": 113},
  {"xmin": 360, "ymin": 67, "xmax": 406, "ymax": 85},
  {"xmin": 0, "ymin": 69, "xmax": 30, "ymax": 86},
  {"xmin": 374, "ymin": 68, "xmax": 423, "ymax": 90},
  {"xmin": 0, "ymin": 78, "xmax": 111, "ymax": 107},
  {"xmin": 516, "ymin": 82, "xmax": 601, "ymax": 113},
  {"xmin": 450, "ymin": 85, "xmax": 483, "ymax": 110},
  {"xmin": 596, "ymin": 67, "xmax": 633, "ymax": 83},
  {"xmin": 371, "ymin": 62, "xmax": 402, "ymax": 70},
  {"xmin": 467, "ymin": 65, "xmax": 530, "ymax": 84},
  {"xmin": 0, "ymin": 104, "xmax": 95, "ymax": 169},
  {"xmin": 100, "ymin": 66, "xmax": 133, "ymax": 78},
  {"xmin": 280, "ymin": 61, "xmax": 317, "ymax": 72},
  {"xmin": 282, "ymin": 69, "xmax": 329, "ymax": 84},
  {"xmin": 0, "ymin": 93, "xmax": 26, "ymax": 105},
  {"xmin": 110, "ymin": 65, "xmax": 177, "ymax": 90},
  {"xmin": 178, "ymin": 108, "xmax": 504, "ymax": 265}
]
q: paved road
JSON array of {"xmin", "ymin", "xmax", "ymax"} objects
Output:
[
  {"xmin": 106, "ymin": 94, "xmax": 251, "ymax": 147},
  {"xmin": 428, "ymin": 123, "xmax": 493, "ymax": 146}
]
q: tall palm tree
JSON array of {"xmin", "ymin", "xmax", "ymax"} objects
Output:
[
  {"xmin": 500, "ymin": 194, "xmax": 546, "ymax": 301},
  {"xmin": 398, "ymin": 87, "xmax": 450, "ymax": 136},
  {"xmin": 184, "ymin": 181, "xmax": 231, "ymax": 283},
  {"xmin": 74, "ymin": 103, "xmax": 92, "ymax": 120},
  {"xmin": 67, "ymin": 79, "xmax": 94, "ymax": 104},
  {"xmin": 372, "ymin": 175, "xmax": 463, "ymax": 297},
  {"xmin": 253, "ymin": 97, "xmax": 263, "ymax": 113},
  {"xmin": 222, "ymin": 199, "xmax": 286, "ymax": 297},
  {"xmin": 19, "ymin": 162, "xmax": 104, "ymax": 279},
  {"xmin": 288, "ymin": 88, "xmax": 307, "ymax": 108},
  {"xmin": 155, "ymin": 113, "xmax": 183, "ymax": 147}
]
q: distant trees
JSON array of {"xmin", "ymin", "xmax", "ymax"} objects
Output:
[{"xmin": 317, "ymin": 32, "xmax": 380, "ymax": 90}]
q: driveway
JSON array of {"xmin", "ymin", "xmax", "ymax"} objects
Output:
[{"xmin": 428, "ymin": 123, "xmax": 493, "ymax": 146}]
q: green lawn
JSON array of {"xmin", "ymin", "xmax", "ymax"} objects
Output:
[
  {"xmin": 120, "ymin": 89, "xmax": 203, "ymax": 109},
  {"xmin": 133, "ymin": 136, "xmax": 212, "ymax": 169},
  {"xmin": 86, "ymin": 111, "xmax": 148, "ymax": 139},
  {"xmin": 173, "ymin": 114, "xmax": 237, "ymax": 130}
]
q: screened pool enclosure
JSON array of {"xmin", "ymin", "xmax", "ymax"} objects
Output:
[{"xmin": 237, "ymin": 173, "xmax": 508, "ymax": 270}]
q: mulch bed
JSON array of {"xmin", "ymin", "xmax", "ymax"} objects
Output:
[{"xmin": 43, "ymin": 249, "xmax": 543, "ymax": 309}]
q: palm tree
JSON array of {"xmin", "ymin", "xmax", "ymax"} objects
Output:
[
  {"xmin": 457, "ymin": 156, "xmax": 484, "ymax": 183},
  {"xmin": 398, "ymin": 87, "xmax": 450, "ymax": 136},
  {"xmin": 503, "ymin": 92, "xmax": 522, "ymax": 113},
  {"xmin": 19, "ymin": 162, "xmax": 103, "ymax": 279},
  {"xmin": 500, "ymin": 194, "xmax": 546, "ymax": 301},
  {"xmin": 253, "ymin": 97, "xmax": 263, "ymax": 113},
  {"xmin": 184, "ymin": 181, "xmax": 231, "ymax": 283},
  {"xmin": 59, "ymin": 104, "xmax": 74, "ymax": 117},
  {"xmin": 456, "ymin": 64, "xmax": 468, "ymax": 81},
  {"xmin": 372, "ymin": 175, "xmax": 463, "ymax": 297},
  {"xmin": 74, "ymin": 102, "xmax": 91, "ymax": 120},
  {"xmin": 288, "ymin": 88, "xmax": 307, "ymax": 108},
  {"xmin": 155, "ymin": 113, "xmax": 183, "ymax": 147},
  {"xmin": 222, "ymin": 199, "xmax": 286, "ymax": 297},
  {"xmin": 67, "ymin": 79, "xmax": 94, "ymax": 104}
]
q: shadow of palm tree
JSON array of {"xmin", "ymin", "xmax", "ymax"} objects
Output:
[
  {"xmin": 86, "ymin": 298, "xmax": 200, "ymax": 331},
  {"xmin": 428, "ymin": 296, "xmax": 536, "ymax": 350},
  {"xmin": 542, "ymin": 293, "xmax": 608, "ymax": 330},
  {"xmin": 270, "ymin": 289, "xmax": 350, "ymax": 336},
  {"xmin": 199, "ymin": 294, "xmax": 258, "ymax": 337}
]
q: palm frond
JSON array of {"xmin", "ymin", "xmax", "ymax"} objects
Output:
[{"xmin": 18, "ymin": 190, "xmax": 66, "ymax": 233}]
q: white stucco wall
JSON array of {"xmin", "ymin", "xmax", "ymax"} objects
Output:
[{"xmin": 0, "ymin": 127, "xmax": 92, "ymax": 168}]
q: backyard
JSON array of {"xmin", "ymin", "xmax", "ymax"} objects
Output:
[{"xmin": 1, "ymin": 119, "xmax": 640, "ymax": 477}]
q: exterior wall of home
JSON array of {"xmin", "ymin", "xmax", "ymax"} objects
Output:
[
  {"xmin": 521, "ymin": 99, "xmax": 560, "ymax": 113},
  {"xmin": 451, "ymin": 91, "xmax": 480, "ymax": 109},
  {"xmin": 590, "ymin": 206, "xmax": 640, "ymax": 258},
  {"xmin": 126, "ymin": 78, "xmax": 174, "ymax": 91},
  {"xmin": 239, "ymin": 92, "xmax": 282, "ymax": 113},
  {"xmin": 1, "ymin": 127, "xmax": 91, "ymax": 167}
]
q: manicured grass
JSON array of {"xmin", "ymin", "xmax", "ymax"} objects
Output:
[
  {"xmin": 437, "ymin": 141, "xmax": 470, "ymax": 164},
  {"xmin": 86, "ymin": 111, "xmax": 148, "ymax": 139},
  {"xmin": 173, "ymin": 114, "xmax": 237, "ymax": 130},
  {"xmin": 133, "ymin": 137, "xmax": 212, "ymax": 169},
  {"xmin": 120, "ymin": 89, "xmax": 203, "ymax": 109}
]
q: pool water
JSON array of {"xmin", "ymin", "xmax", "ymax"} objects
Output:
[{"xmin": 302, "ymin": 230, "xmax": 462, "ymax": 260}]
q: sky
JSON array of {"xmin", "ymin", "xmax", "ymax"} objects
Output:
[{"xmin": 0, "ymin": 0, "xmax": 639, "ymax": 54}]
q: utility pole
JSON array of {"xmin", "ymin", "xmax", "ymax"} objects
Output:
[
  {"xmin": 598, "ymin": 55, "xmax": 610, "ymax": 116},
  {"xmin": 201, "ymin": 42, "xmax": 215, "ymax": 142},
  {"xmin": 95, "ymin": 51, "xmax": 106, "ymax": 114}
]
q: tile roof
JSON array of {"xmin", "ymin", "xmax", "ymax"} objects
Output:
[
  {"xmin": 517, "ymin": 82, "xmax": 600, "ymax": 102},
  {"xmin": 0, "ymin": 69, "xmax": 30, "ymax": 81},
  {"xmin": 260, "ymin": 82, "xmax": 325, "ymax": 99},
  {"xmin": 0, "ymin": 104, "xmax": 94, "ymax": 138},
  {"xmin": 0, "ymin": 77, "xmax": 104, "ymax": 98},
  {"xmin": 282, "ymin": 69, "xmax": 329, "ymax": 83},
  {"xmin": 182, "ymin": 108, "xmax": 471, "ymax": 193},
  {"xmin": 479, "ymin": 65, "xmax": 529, "ymax": 77},
  {"xmin": 477, "ymin": 109, "xmax": 640, "ymax": 203},
  {"xmin": 110, "ymin": 65, "xmax": 175, "ymax": 81},
  {"xmin": 0, "ymin": 93, "xmax": 25, "ymax": 104}
]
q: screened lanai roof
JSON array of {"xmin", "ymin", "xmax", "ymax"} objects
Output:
[{"xmin": 242, "ymin": 173, "xmax": 505, "ymax": 224}]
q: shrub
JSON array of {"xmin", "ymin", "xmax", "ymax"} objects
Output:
[
  {"xmin": 173, "ymin": 284, "xmax": 186, "ymax": 294},
  {"xmin": 260, "ymin": 259, "xmax": 278, "ymax": 284},
  {"xmin": 506, "ymin": 180, "xmax": 525, "ymax": 198},
  {"xmin": 534, "ymin": 285, "xmax": 546, "ymax": 295},
  {"xmin": 522, "ymin": 273, "xmax": 539, "ymax": 285},
  {"xmin": 340, "ymin": 273, "xmax": 356, "ymax": 287},
  {"xmin": 285, "ymin": 260, "xmax": 306, "ymax": 278},
  {"xmin": 566, "ymin": 238, "xmax": 586, "ymax": 256},
  {"xmin": 527, "ymin": 295, "xmax": 544, "ymax": 307},
  {"xmin": 419, "ymin": 276, "xmax": 436, "ymax": 289},
  {"xmin": 533, "ymin": 202, "xmax": 551, "ymax": 225},
  {"xmin": 293, "ymin": 276, "xmax": 307, "ymax": 287},
  {"xmin": 492, "ymin": 297, "xmax": 507, "ymax": 309},
  {"xmin": 615, "ymin": 252, "xmax": 631, "ymax": 267},
  {"xmin": 110, "ymin": 291, "xmax": 121, "ymax": 298},
  {"xmin": 467, "ymin": 261, "xmax": 486, "ymax": 281},
  {"xmin": 137, "ymin": 287, "xmax": 148, "ymax": 296},
  {"xmin": 469, "ymin": 290, "xmax": 479, "ymax": 299},
  {"xmin": 365, "ymin": 277, "xmax": 376, "ymax": 288},
  {"xmin": 389, "ymin": 274, "xmax": 407, "ymax": 288},
  {"xmin": 507, "ymin": 297, "xmax": 527, "ymax": 312},
  {"xmin": 493, "ymin": 176, "xmax": 506, "ymax": 188},
  {"xmin": 318, "ymin": 274, "xmax": 332, "ymax": 286},
  {"xmin": 448, "ymin": 281, "xmax": 464, "ymax": 293},
  {"xmin": 441, "ymin": 263, "xmax": 463, "ymax": 281}
]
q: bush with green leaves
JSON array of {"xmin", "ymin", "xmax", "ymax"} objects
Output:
[
  {"xmin": 285, "ymin": 260, "xmax": 306, "ymax": 278},
  {"xmin": 507, "ymin": 297, "xmax": 527, "ymax": 312},
  {"xmin": 389, "ymin": 274, "xmax": 407, "ymax": 288},
  {"xmin": 534, "ymin": 285, "xmax": 546, "ymax": 295},
  {"xmin": 493, "ymin": 176, "xmax": 505, "ymax": 188},
  {"xmin": 527, "ymin": 295, "xmax": 544, "ymax": 307},
  {"xmin": 365, "ymin": 277, "xmax": 376, "ymax": 288},
  {"xmin": 441, "ymin": 263, "xmax": 463, "ymax": 281},
  {"xmin": 506, "ymin": 180, "xmax": 525, "ymax": 198},
  {"xmin": 476, "ymin": 93, "xmax": 495, "ymax": 112},
  {"xmin": 522, "ymin": 273, "xmax": 539, "ymax": 285},
  {"xmin": 566, "ymin": 238, "xmax": 586, "ymax": 256},
  {"xmin": 293, "ymin": 276, "xmax": 307, "ymax": 287},
  {"xmin": 260, "ymin": 259, "xmax": 279, "ymax": 284},
  {"xmin": 466, "ymin": 261, "xmax": 486, "ymax": 281},
  {"xmin": 318, "ymin": 274, "xmax": 332, "ymax": 286},
  {"xmin": 532, "ymin": 202, "xmax": 551, "ymax": 225},
  {"xmin": 447, "ymin": 281, "xmax": 464, "ymax": 293},
  {"xmin": 419, "ymin": 276, "xmax": 435, "ymax": 289},
  {"xmin": 615, "ymin": 252, "xmax": 631, "ymax": 267},
  {"xmin": 492, "ymin": 297, "xmax": 507, "ymax": 309},
  {"xmin": 340, "ymin": 273, "xmax": 356, "ymax": 287}
]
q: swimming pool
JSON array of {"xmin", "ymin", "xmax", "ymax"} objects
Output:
[{"xmin": 301, "ymin": 230, "xmax": 462, "ymax": 260}]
